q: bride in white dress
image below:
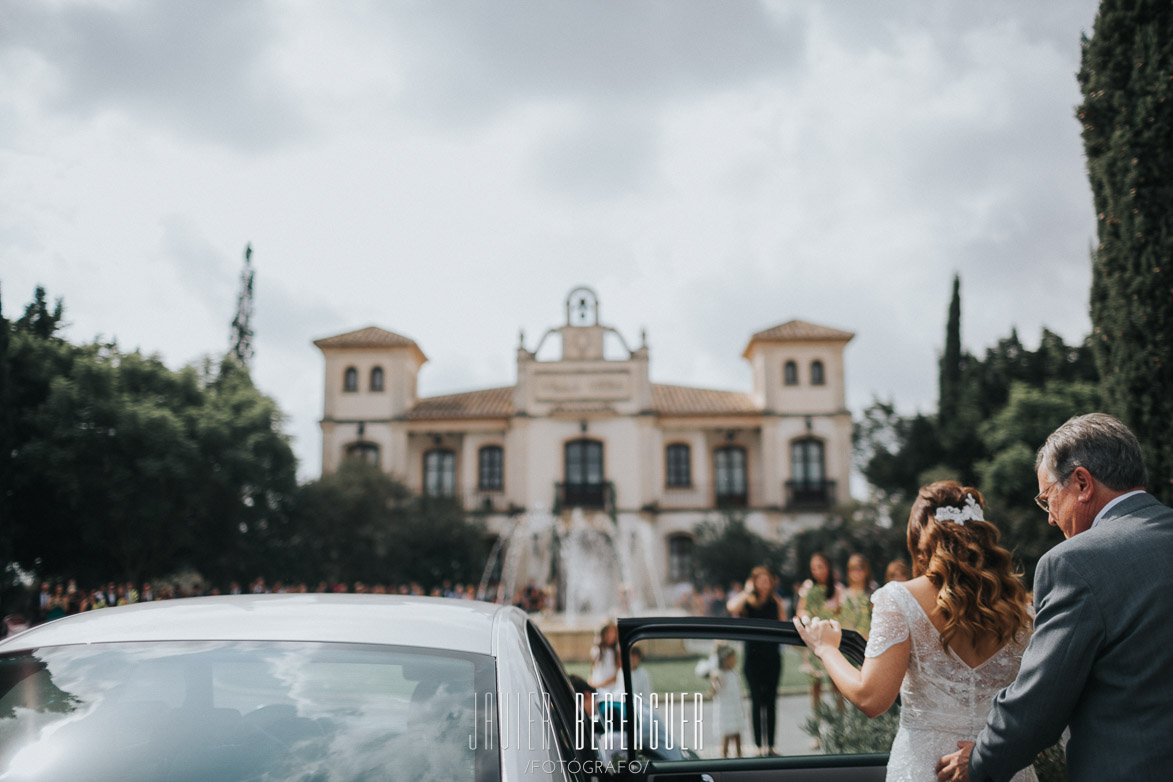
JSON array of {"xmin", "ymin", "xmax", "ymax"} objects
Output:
[{"xmin": 794, "ymin": 481, "xmax": 1036, "ymax": 782}]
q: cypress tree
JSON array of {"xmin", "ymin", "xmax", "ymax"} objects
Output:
[
  {"xmin": 229, "ymin": 244, "xmax": 255, "ymax": 370},
  {"xmin": 1079, "ymin": 1, "xmax": 1173, "ymax": 503},
  {"xmin": 939, "ymin": 275, "xmax": 963, "ymax": 427}
]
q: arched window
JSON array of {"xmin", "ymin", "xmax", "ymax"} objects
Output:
[
  {"xmin": 714, "ymin": 445, "xmax": 748, "ymax": 507},
  {"xmin": 810, "ymin": 359, "xmax": 825, "ymax": 386},
  {"xmin": 668, "ymin": 535, "xmax": 694, "ymax": 583},
  {"xmin": 343, "ymin": 366, "xmax": 358, "ymax": 392},
  {"xmin": 423, "ymin": 449, "xmax": 456, "ymax": 497},
  {"xmin": 563, "ymin": 439, "xmax": 605, "ymax": 508},
  {"xmin": 783, "ymin": 360, "xmax": 798, "ymax": 386},
  {"xmin": 792, "ymin": 438, "xmax": 825, "ymax": 484},
  {"xmin": 346, "ymin": 442, "xmax": 379, "ymax": 466},
  {"xmin": 370, "ymin": 366, "xmax": 384, "ymax": 392},
  {"xmin": 665, "ymin": 443, "xmax": 691, "ymax": 487},
  {"xmin": 478, "ymin": 445, "xmax": 504, "ymax": 491}
]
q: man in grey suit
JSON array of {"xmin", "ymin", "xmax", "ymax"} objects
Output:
[{"xmin": 937, "ymin": 413, "xmax": 1173, "ymax": 781}]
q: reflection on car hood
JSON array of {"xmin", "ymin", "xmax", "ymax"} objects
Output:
[{"xmin": 0, "ymin": 595, "xmax": 507, "ymax": 655}]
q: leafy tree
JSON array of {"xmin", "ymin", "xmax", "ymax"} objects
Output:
[
  {"xmin": 287, "ymin": 458, "xmax": 410, "ymax": 584},
  {"xmin": 390, "ymin": 496, "xmax": 490, "ymax": 587},
  {"xmin": 4, "ymin": 287, "xmax": 82, "ymax": 582},
  {"xmin": 288, "ymin": 460, "xmax": 487, "ymax": 588},
  {"xmin": 2, "ymin": 286, "xmax": 298, "ymax": 585},
  {"xmin": 14, "ymin": 345, "xmax": 205, "ymax": 582},
  {"xmin": 856, "ymin": 402, "xmax": 943, "ymax": 502},
  {"xmin": 190, "ymin": 357, "xmax": 298, "ymax": 584},
  {"xmin": 1079, "ymin": 0, "xmax": 1173, "ymax": 504},
  {"xmin": 690, "ymin": 512, "xmax": 784, "ymax": 592},
  {"xmin": 975, "ymin": 381, "xmax": 1102, "ymax": 581}
]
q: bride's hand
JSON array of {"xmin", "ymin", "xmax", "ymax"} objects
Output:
[{"xmin": 793, "ymin": 616, "xmax": 842, "ymax": 657}]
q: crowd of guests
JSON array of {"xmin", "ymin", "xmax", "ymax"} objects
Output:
[
  {"xmin": 674, "ymin": 555, "xmax": 910, "ymax": 625},
  {"xmin": 10, "ymin": 576, "xmax": 492, "ymax": 631}
]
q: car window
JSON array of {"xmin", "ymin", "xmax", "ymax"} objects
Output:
[
  {"xmin": 616, "ymin": 618, "xmax": 890, "ymax": 778},
  {"xmin": 0, "ymin": 641, "xmax": 500, "ymax": 782}
]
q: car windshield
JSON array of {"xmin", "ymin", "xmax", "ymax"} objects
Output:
[{"xmin": 0, "ymin": 641, "xmax": 499, "ymax": 782}]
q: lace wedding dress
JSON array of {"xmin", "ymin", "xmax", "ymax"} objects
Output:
[{"xmin": 866, "ymin": 582, "xmax": 1037, "ymax": 782}]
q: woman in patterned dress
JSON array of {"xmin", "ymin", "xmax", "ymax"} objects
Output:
[
  {"xmin": 796, "ymin": 552, "xmax": 843, "ymax": 713},
  {"xmin": 839, "ymin": 553, "xmax": 874, "ymax": 639}
]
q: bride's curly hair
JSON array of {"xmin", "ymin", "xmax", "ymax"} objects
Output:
[{"xmin": 907, "ymin": 481, "xmax": 1031, "ymax": 651}]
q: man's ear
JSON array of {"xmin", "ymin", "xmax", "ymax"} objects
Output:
[{"xmin": 1072, "ymin": 466, "xmax": 1095, "ymax": 501}]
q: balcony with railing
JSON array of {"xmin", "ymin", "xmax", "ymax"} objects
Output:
[
  {"xmin": 554, "ymin": 481, "xmax": 614, "ymax": 513},
  {"xmin": 657, "ymin": 482, "xmax": 763, "ymax": 510},
  {"xmin": 785, "ymin": 479, "xmax": 837, "ymax": 509}
]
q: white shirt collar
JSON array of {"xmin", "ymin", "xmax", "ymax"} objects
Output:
[{"xmin": 1092, "ymin": 490, "xmax": 1147, "ymax": 529}]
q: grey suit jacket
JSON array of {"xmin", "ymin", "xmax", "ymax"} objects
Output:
[{"xmin": 969, "ymin": 492, "xmax": 1173, "ymax": 782}]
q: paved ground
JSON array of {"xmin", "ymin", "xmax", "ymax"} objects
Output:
[{"xmin": 643, "ymin": 691, "xmax": 821, "ymax": 759}]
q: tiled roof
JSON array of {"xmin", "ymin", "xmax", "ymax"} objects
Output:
[
  {"xmin": 404, "ymin": 382, "xmax": 760, "ymax": 420},
  {"xmin": 406, "ymin": 386, "xmax": 515, "ymax": 420},
  {"xmin": 651, "ymin": 384, "xmax": 759, "ymax": 416},
  {"xmin": 748, "ymin": 320, "xmax": 855, "ymax": 343},
  {"xmin": 313, "ymin": 326, "xmax": 422, "ymax": 350}
]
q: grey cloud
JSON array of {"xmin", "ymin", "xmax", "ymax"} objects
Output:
[
  {"xmin": 2, "ymin": 0, "xmax": 308, "ymax": 150},
  {"xmin": 254, "ymin": 273, "xmax": 346, "ymax": 358},
  {"xmin": 368, "ymin": 2, "xmax": 806, "ymax": 201},
  {"xmin": 529, "ymin": 111, "xmax": 660, "ymax": 199},
  {"xmin": 157, "ymin": 215, "xmax": 236, "ymax": 315},
  {"xmin": 386, "ymin": 0, "xmax": 806, "ymax": 123},
  {"xmin": 813, "ymin": 1, "xmax": 1099, "ymax": 56}
]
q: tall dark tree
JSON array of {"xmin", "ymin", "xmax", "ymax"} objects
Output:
[
  {"xmin": 0, "ymin": 286, "xmax": 12, "ymax": 588},
  {"xmin": 939, "ymin": 275, "xmax": 963, "ymax": 427},
  {"xmin": 229, "ymin": 244, "xmax": 255, "ymax": 370},
  {"xmin": 1079, "ymin": 1, "xmax": 1173, "ymax": 503}
]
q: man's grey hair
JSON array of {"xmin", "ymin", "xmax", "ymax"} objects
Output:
[{"xmin": 1035, "ymin": 413, "xmax": 1147, "ymax": 491}]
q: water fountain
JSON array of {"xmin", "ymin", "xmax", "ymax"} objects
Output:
[{"xmin": 478, "ymin": 505, "xmax": 667, "ymax": 628}]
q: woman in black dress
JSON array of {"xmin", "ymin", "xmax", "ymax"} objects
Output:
[{"xmin": 726, "ymin": 565, "xmax": 787, "ymax": 755}]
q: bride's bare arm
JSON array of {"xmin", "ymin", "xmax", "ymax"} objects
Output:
[{"xmin": 794, "ymin": 616, "xmax": 909, "ymax": 717}]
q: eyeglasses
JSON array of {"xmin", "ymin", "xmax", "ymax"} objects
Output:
[{"xmin": 1034, "ymin": 479, "xmax": 1061, "ymax": 513}]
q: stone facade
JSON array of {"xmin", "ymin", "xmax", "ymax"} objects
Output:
[{"xmin": 315, "ymin": 287, "xmax": 854, "ymax": 601}]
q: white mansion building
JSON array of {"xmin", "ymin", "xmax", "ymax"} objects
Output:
[{"xmin": 315, "ymin": 287, "xmax": 853, "ymax": 598}]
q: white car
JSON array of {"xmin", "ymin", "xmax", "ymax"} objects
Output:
[
  {"xmin": 0, "ymin": 595, "xmax": 878, "ymax": 781},
  {"xmin": 0, "ymin": 594, "xmax": 613, "ymax": 781}
]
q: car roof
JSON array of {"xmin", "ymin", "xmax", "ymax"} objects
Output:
[{"xmin": 0, "ymin": 594, "xmax": 516, "ymax": 656}]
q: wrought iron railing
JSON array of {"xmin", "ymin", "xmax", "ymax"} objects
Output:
[
  {"xmin": 656, "ymin": 482, "xmax": 762, "ymax": 510},
  {"xmin": 785, "ymin": 479, "xmax": 837, "ymax": 509},
  {"xmin": 553, "ymin": 481, "xmax": 614, "ymax": 513}
]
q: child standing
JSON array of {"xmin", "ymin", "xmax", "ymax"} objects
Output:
[{"xmin": 709, "ymin": 643, "xmax": 745, "ymax": 758}]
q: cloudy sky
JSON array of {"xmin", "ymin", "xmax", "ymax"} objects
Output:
[{"xmin": 2, "ymin": 0, "xmax": 1101, "ymax": 480}]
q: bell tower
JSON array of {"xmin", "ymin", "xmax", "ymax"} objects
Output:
[{"xmin": 558, "ymin": 286, "xmax": 605, "ymax": 360}]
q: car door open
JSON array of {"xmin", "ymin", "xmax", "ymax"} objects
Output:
[{"xmin": 615, "ymin": 616, "xmax": 889, "ymax": 781}]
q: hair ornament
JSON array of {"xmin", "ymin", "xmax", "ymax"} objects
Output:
[{"xmin": 934, "ymin": 493, "xmax": 984, "ymax": 525}]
